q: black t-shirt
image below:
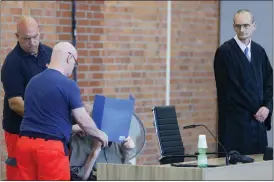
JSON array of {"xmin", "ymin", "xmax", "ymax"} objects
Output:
[{"xmin": 1, "ymin": 42, "xmax": 52, "ymax": 134}]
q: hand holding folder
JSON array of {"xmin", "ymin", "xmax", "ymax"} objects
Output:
[{"xmin": 92, "ymin": 94, "xmax": 135, "ymax": 143}]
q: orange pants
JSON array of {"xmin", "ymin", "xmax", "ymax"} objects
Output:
[
  {"xmin": 4, "ymin": 132, "xmax": 19, "ymax": 180},
  {"xmin": 16, "ymin": 136, "xmax": 70, "ymax": 180}
]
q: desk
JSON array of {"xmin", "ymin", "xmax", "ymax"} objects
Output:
[
  {"xmin": 97, "ymin": 154, "xmax": 273, "ymax": 180},
  {"xmin": 177, "ymin": 153, "xmax": 263, "ymax": 166}
]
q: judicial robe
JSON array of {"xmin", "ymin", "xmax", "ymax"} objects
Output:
[{"xmin": 214, "ymin": 38, "xmax": 273, "ymax": 156}]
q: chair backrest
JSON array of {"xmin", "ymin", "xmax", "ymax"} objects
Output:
[{"xmin": 152, "ymin": 105, "xmax": 185, "ymax": 164}]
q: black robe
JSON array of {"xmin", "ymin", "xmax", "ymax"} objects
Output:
[{"xmin": 214, "ymin": 38, "xmax": 273, "ymax": 156}]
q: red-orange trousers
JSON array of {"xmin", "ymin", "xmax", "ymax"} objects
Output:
[
  {"xmin": 16, "ymin": 136, "xmax": 70, "ymax": 180},
  {"xmin": 4, "ymin": 131, "xmax": 19, "ymax": 180}
]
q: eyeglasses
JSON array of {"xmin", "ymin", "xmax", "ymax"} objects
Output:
[
  {"xmin": 234, "ymin": 24, "xmax": 251, "ymax": 29},
  {"xmin": 68, "ymin": 52, "xmax": 78, "ymax": 67}
]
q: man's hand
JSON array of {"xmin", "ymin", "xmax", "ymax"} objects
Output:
[
  {"xmin": 254, "ymin": 106, "xmax": 270, "ymax": 122},
  {"xmin": 121, "ymin": 136, "xmax": 135, "ymax": 150},
  {"xmin": 73, "ymin": 122, "xmax": 108, "ymax": 147},
  {"xmin": 72, "ymin": 107, "xmax": 108, "ymax": 147},
  {"xmin": 97, "ymin": 130, "xmax": 108, "ymax": 148}
]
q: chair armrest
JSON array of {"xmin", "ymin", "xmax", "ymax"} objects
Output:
[{"xmin": 159, "ymin": 154, "xmax": 197, "ymax": 165}]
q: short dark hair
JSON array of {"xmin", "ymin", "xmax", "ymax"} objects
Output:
[{"xmin": 233, "ymin": 9, "xmax": 254, "ymax": 23}]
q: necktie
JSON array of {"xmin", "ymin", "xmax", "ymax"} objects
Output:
[{"xmin": 244, "ymin": 47, "xmax": 250, "ymax": 61}]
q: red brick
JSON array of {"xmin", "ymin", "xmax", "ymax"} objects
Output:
[
  {"xmin": 43, "ymin": 9, "xmax": 56, "ymax": 17},
  {"xmin": 89, "ymin": 20, "xmax": 101, "ymax": 26},
  {"xmin": 62, "ymin": 26, "xmax": 71, "ymax": 33},
  {"xmin": 1, "ymin": 16, "xmax": 13, "ymax": 22},
  {"xmin": 92, "ymin": 73, "xmax": 103, "ymax": 79},
  {"xmin": 59, "ymin": 3, "xmax": 71, "ymax": 10},
  {"xmin": 10, "ymin": 8, "xmax": 22, "ymax": 15},
  {"xmin": 43, "ymin": 18, "xmax": 57, "ymax": 24},
  {"xmin": 78, "ymin": 35, "xmax": 89, "ymax": 41},
  {"xmin": 77, "ymin": 65, "xmax": 89, "ymax": 72},
  {"xmin": 56, "ymin": 11, "xmax": 62, "ymax": 17},
  {"xmin": 62, "ymin": 11, "xmax": 71, "ymax": 18},
  {"xmin": 89, "ymin": 50, "xmax": 99, "ymax": 57},
  {"xmin": 12, "ymin": 15, "xmax": 23, "ymax": 22},
  {"xmin": 76, "ymin": 11, "xmax": 86, "ymax": 18},
  {"xmin": 30, "ymin": 9, "xmax": 42, "ymax": 16},
  {"xmin": 87, "ymin": 12, "xmax": 93, "ymax": 18},
  {"xmin": 78, "ymin": 4, "xmax": 90, "ymax": 11},
  {"xmin": 91, "ymin": 58, "xmax": 104, "ymax": 64},
  {"xmin": 93, "ymin": 12, "xmax": 104, "ymax": 19},
  {"xmin": 59, "ymin": 34, "xmax": 71, "ymax": 41},
  {"xmin": 90, "ymin": 5, "xmax": 101, "ymax": 11},
  {"xmin": 78, "ymin": 50, "xmax": 89, "ymax": 57},
  {"xmin": 89, "ymin": 65, "xmax": 101, "ymax": 71},
  {"xmin": 89, "ymin": 35, "xmax": 100, "ymax": 41},
  {"xmin": 93, "ymin": 88, "xmax": 103, "ymax": 94},
  {"xmin": 78, "ymin": 19, "xmax": 89, "ymax": 26},
  {"xmin": 76, "ymin": 42, "xmax": 86, "ymax": 49},
  {"xmin": 59, "ymin": 18, "xmax": 71, "ymax": 25}
]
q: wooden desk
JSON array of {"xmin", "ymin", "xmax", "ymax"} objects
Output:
[{"xmin": 97, "ymin": 154, "xmax": 273, "ymax": 180}]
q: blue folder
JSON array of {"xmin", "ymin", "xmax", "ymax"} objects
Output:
[{"xmin": 92, "ymin": 94, "xmax": 135, "ymax": 143}]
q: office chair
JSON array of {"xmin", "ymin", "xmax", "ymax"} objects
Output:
[{"xmin": 152, "ymin": 105, "xmax": 196, "ymax": 164}]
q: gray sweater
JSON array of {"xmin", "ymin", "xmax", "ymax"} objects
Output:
[{"xmin": 69, "ymin": 134, "xmax": 131, "ymax": 180}]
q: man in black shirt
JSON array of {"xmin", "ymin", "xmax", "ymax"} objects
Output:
[{"xmin": 1, "ymin": 16, "xmax": 52, "ymax": 180}]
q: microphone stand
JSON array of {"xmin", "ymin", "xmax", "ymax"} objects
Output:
[
  {"xmin": 183, "ymin": 124, "xmax": 229, "ymax": 165},
  {"xmin": 194, "ymin": 152, "xmax": 226, "ymax": 155}
]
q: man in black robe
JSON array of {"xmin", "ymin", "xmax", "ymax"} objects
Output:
[{"xmin": 214, "ymin": 9, "xmax": 273, "ymax": 156}]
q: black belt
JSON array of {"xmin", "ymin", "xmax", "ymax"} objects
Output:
[{"xmin": 19, "ymin": 131, "xmax": 69, "ymax": 156}]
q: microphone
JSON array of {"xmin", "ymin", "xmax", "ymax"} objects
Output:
[
  {"xmin": 183, "ymin": 124, "xmax": 200, "ymax": 129},
  {"xmin": 183, "ymin": 124, "xmax": 229, "ymax": 165},
  {"xmin": 162, "ymin": 154, "xmax": 198, "ymax": 159}
]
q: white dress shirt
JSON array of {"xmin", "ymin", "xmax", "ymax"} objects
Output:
[{"xmin": 234, "ymin": 35, "xmax": 251, "ymax": 61}]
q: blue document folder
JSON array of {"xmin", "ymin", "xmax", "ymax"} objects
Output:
[{"xmin": 92, "ymin": 94, "xmax": 135, "ymax": 143}]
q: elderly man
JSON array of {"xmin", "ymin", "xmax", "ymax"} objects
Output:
[
  {"xmin": 1, "ymin": 15, "xmax": 52, "ymax": 180},
  {"xmin": 214, "ymin": 9, "xmax": 273, "ymax": 156},
  {"xmin": 15, "ymin": 42, "xmax": 108, "ymax": 180},
  {"xmin": 70, "ymin": 103, "xmax": 135, "ymax": 180}
]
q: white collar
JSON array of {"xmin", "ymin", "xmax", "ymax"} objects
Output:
[{"xmin": 234, "ymin": 35, "xmax": 251, "ymax": 52}]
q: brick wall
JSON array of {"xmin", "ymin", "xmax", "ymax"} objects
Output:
[
  {"xmin": 171, "ymin": 1, "xmax": 219, "ymax": 153},
  {"xmin": 0, "ymin": 1, "xmax": 219, "ymax": 180}
]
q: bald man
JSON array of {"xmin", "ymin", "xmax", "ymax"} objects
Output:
[
  {"xmin": 15, "ymin": 42, "xmax": 108, "ymax": 180},
  {"xmin": 214, "ymin": 9, "xmax": 273, "ymax": 156},
  {"xmin": 1, "ymin": 16, "xmax": 52, "ymax": 180}
]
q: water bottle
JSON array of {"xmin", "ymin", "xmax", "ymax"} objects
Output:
[{"xmin": 197, "ymin": 134, "xmax": 208, "ymax": 168}]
